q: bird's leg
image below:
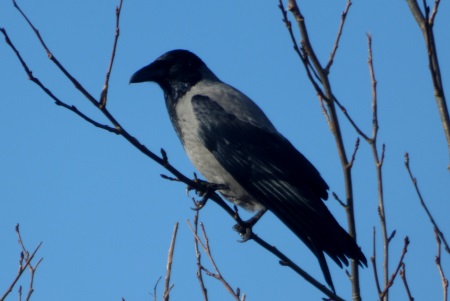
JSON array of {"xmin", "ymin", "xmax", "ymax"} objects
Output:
[
  {"xmin": 233, "ymin": 208, "xmax": 267, "ymax": 242},
  {"xmin": 188, "ymin": 178, "xmax": 227, "ymax": 210}
]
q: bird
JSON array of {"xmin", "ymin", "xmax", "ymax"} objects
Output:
[{"xmin": 130, "ymin": 49, "xmax": 367, "ymax": 291}]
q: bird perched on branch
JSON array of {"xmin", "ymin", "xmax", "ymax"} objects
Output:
[{"xmin": 130, "ymin": 49, "xmax": 366, "ymax": 291}]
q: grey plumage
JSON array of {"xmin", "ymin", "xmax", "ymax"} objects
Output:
[{"xmin": 130, "ymin": 49, "xmax": 367, "ymax": 291}]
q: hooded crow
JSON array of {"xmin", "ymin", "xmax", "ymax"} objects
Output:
[{"xmin": 130, "ymin": 49, "xmax": 366, "ymax": 291}]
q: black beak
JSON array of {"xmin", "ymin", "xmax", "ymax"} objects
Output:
[{"xmin": 129, "ymin": 60, "xmax": 166, "ymax": 84}]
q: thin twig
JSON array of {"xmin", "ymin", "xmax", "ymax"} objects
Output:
[
  {"xmin": 100, "ymin": 0, "xmax": 123, "ymax": 108},
  {"xmin": 332, "ymin": 96, "xmax": 371, "ymax": 142},
  {"xmin": 12, "ymin": 0, "xmax": 126, "ymax": 135},
  {"xmin": 152, "ymin": 277, "xmax": 162, "ymax": 301},
  {"xmin": 0, "ymin": 224, "xmax": 43, "ymax": 301},
  {"xmin": 177, "ymin": 181, "xmax": 337, "ymax": 299},
  {"xmin": 406, "ymin": 0, "xmax": 450, "ymax": 169},
  {"xmin": 318, "ymin": 95, "xmax": 332, "ymax": 127},
  {"xmin": 387, "ymin": 230, "xmax": 396, "ymax": 244},
  {"xmin": 367, "ymin": 35, "xmax": 390, "ymax": 301},
  {"xmin": 18, "ymin": 286, "xmax": 22, "ymax": 301},
  {"xmin": 434, "ymin": 227, "xmax": 449, "ymax": 301},
  {"xmin": 348, "ymin": 137, "xmax": 360, "ymax": 168},
  {"xmin": 278, "ymin": 1, "xmax": 325, "ymax": 97},
  {"xmin": 325, "ymin": 0, "xmax": 352, "ymax": 72},
  {"xmin": 404, "ymin": 153, "xmax": 450, "ymax": 253},
  {"xmin": 367, "ymin": 34, "xmax": 379, "ymax": 142},
  {"xmin": 399, "ymin": 263, "xmax": 414, "ymax": 301},
  {"xmin": 371, "ymin": 227, "xmax": 382, "ymax": 295},
  {"xmin": 332, "ymin": 192, "xmax": 347, "ymax": 208},
  {"xmin": 0, "ymin": 28, "xmax": 118, "ymax": 133},
  {"xmin": 12, "ymin": 0, "xmax": 99, "ymax": 108},
  {"xmin": 379, "ymin": 237, "xmax": 410, "ymax": 300},
  {"xmin": 192, "ymin": 211, "xmax": 208, "ymax": 301},
  {"xmin": 200, "ymin": 223, "xmax": 243, "ymax": 300},
  {"xmin": 24, "ymin": 257, "xmax": 43, "ymax": 301},
  {"xmin": 187, "ymin": 220, "xmax": 242, "ymax": 301},
  {"xmin": 253, "ymin": 234, "xmax": 345, "ymax": 301},
  {"xmin": 278, "ymin": 0, "xmax": 302, "ymax": 61},
  {"xmin": 162, "ymin": 222, "xmax": 178, "ymax": 301},
  {"xmin": 429, "ymin": 0, "xmax": 441, "ymax": 25}
]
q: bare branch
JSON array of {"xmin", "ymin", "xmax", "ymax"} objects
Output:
[
  {"xmin": 365, "ymin": 35, "xmax": 391, "ymax": 301},
  {"xmin": 325, "ymin": 0, "xmax": 352, "ymax": 72},
  {"xmin": 387, "ymin": 230, "xmax": 396, "ymax": 244},
  {"xmin": 24, "ymin": 257, "xmax": 43, "ymax": 301},
  {"xmin": 1, "ymin": 3, "xmax": 222, "ymax": 204},
  {"xmin": 332, "ymin": 191, "xmax": 347, "ymax": 208},
  {"xmin": 278, "ymin": 0, "xmax": 303, "ymax": 62},
  {"xmin": 379, "ymin": 237, "xmax": 410, "ymax": 300},
  {"xmin": 0, "ymin": 224, "xmax": 43, "ymax": 301},
  {"xmin": 429, "ymin": 0, "xmax": 441, "ymax": 25},
  {"xmin": 279, "ymin": 2, "xmax": 367, "ymax": 298},
  {"xmin": 406, "ymin": 0, "xmax": 450, "ymax": 168},
  {"xmin": 434, "ymin": 227, "xmax": 449, "ymax": 301},
  {"xmin": 367, "ymin": 34, "xmax": 379, "ymax": 142},
  {"xmin": 317, "ymin": 96, "xmax": 331, "ymax": 128},
  {"xmin": 12, "ymin": 0, "xmax": 99, "ymax": 108},
  {"xmin": 332, "ymin": 97, "xmax": 371, "ymax": 142},
  {"xmin": 8, "ymin": 4, "xmax": 245, "ymax": 241},
  {"xmin": 151, "ymin": 277, "xmax": 162, "ymax": 301},
  {"xmin": 406, "ymin": 0, "xmax": 426, "ymax": 27},
  {"xmin": 253, "ymin": 234, "xmax": 345, "ymax": 301},
  {"xmin": 0, "ymin": 28, "xmax": 118, "ymax": 133},
  {"xmin": 200, "ymin": 223, "xmax": 242, "ymax": 300},
  {"xmin": 278, "ymin": 1, "xmax": 325, "ymax": 95},
  {"xmin": 191, "ymin": 212, "xmax": 208, "ymax": 301},
  {"xmin": 162, "ymin": 222, "xmax": 179, "ymax": 301},
  {"xmin": 371, "ymin": 227, "xmax": 382, "ymax": 295},
  {"xmin": 100, "ymin": 0, "xmax": 123, "ymax": 108},
  {"xmin": 348, "ymin": 137, "xmax": 360, "ymax": 168},
  {"xmin": 404, "ymin": 153, "xmax": 450, "ymax": 253},
  {"xmin": 399, "ymin": 264, "xmax": 414, "ymax": 301},
  {"xmin": 187, "ymin": 219, "xmax": 242, "ymax": 301}
]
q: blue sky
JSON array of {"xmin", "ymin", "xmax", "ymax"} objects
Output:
[{"xmin": 1, "ymin": 1, "xmax": 449, "ymax": 300}]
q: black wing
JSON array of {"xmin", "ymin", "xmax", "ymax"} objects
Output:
[{"xmin": 192, "ymin": 95, "xmax": 366, "ymax": 290}]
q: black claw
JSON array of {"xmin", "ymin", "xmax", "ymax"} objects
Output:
[
  {"xmin": 233, "ymin": 223, "xmax": 253, "ymax": 242},
  {"xmin": 188, "ymin": 180, "xmax": 228, "ymax": 211},
  {"xmin": 232, "ymin": 208, "xmax": 267, "ymax": 242},
  {"xmin": 191, "ymin": 196, "xmax": 209, "ymax": 210}
]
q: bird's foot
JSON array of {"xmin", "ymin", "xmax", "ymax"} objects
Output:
[
  {"xmin": 232, "ymin": 222, "xmax": 253, "ymax": 242},
  {"xmin": 190, "ymin": 190, "xmax": 210, "ymax": 210},
  {"xmin": 232, "ymin": 208, "xmax": 267, "ymax": 242},
  {"xmin": 187, "ymin": 178, "xmax": 227, "ymax": 210}
]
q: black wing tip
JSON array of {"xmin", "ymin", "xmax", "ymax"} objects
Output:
[
  {"xmin": 349, "ymin": 244, "xmax": 368, "ymax": 268},
  {"xmin": 358, "ymin": 252, "xmax": 368, "ymax": 267},
  {"xmin": 340, "ymin": 248, "xmax": 368, "ymax": 268}
]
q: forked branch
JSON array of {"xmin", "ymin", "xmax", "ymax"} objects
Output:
[
  {"xmin": 188, "ymin": 216, "xmax": 244, "ymax": 301},
  {"xmin": 0, "ymin": 224, "xmax": 43, "ymax": 301},
  {"xmin": 406, "ymin": 0, "xmax": 450, "ymax": 169},
  {"xmin": 379, "ymin": 237, "xmax": 410, "ymax": 300},
  {"xmin": 279, "ymin": 1, "xmax": 363, "ymax": 299}
]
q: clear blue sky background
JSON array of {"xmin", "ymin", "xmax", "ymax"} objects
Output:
[{"xmin": 1, "ymin": 1, "xmax": 449, "ymax": 300}]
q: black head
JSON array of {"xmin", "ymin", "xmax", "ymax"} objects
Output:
[{"xmin": 130, "ymin": 49, "xmax": 211, "ymax": 93}]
